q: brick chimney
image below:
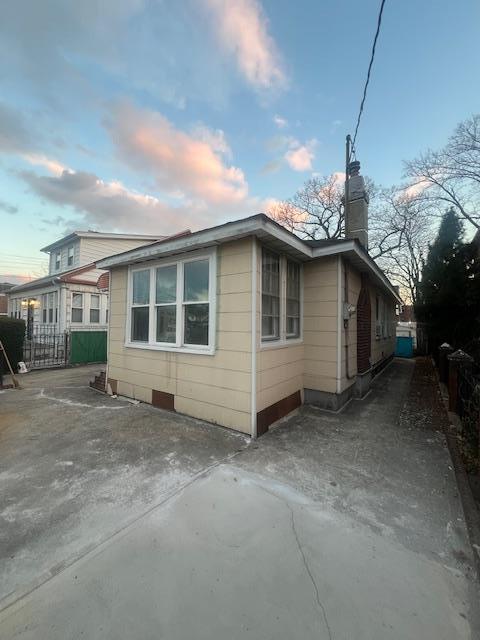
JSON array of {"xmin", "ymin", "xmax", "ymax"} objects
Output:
[{"xmin": 345, "ymin": 159, "xmax": 368, "ymax": 249}]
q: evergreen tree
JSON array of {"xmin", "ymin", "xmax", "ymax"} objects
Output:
[{"xmin": 415, "ymin": 208, "xmax": 470, "ymax": 351}]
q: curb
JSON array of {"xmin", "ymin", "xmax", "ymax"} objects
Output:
[{"xmin": 435, "ymin": 370, "xmax": 480, "ymax": 580}]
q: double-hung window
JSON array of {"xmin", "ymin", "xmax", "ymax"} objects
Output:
[
  {"xmin": 261, "ymin": 250, "xmax": 280, "ymax": 340},
  {"xmin": 155, "ymin": 265, "xmax": 177, "ymax": 343},
  {"xmin": 286, "ymin": 261, "xmax": 300, "ymax": 338},
  {"xmin": 131, "ymin": 270, "xmax": 150, "ymax": 341},
  {"xmin": 261, "ymin": 248, "xmax": 302, "ymax": 343},
  {"xmin": 128, "ymin": 251, "xmax": 215, "ymax": 352},
  {"xmin": 90, "ymin": 294, "xmax": 100, "ymax": 323},
  {"xmin": 55, "ymin": 252, "xmax": 61, "ymax": 271},
  {"xmin": 67, "ymin": 246, "xmax": 74, "ymax": 266},
  {"xmin": 72, "ymin": 293, "xmax": 83, "ymax": 323},
  {"xmin": 48, "ymin": 293, "xmax": 54, "ymax": 323}
]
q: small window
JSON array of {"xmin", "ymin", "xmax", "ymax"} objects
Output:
[
  {"xmin": 72, "ymin": 293, "xmax": 83, "ymax": 323},
  {"xmin": 183, "ymin": 260, "xmax": 209, "ymax": 346},
  {"xmin": 261, "ymin": 249, "xmax": 280, "ymax": 340},
  {"xmin": 286, "ymin": 260, "xmax": 300, "ymax": 338},
  {"xmin": 67, "ymin": 246, "xmax": 74, "ymax": 266},
  {"xmin": 90, "ymin": 294, "xmax": 100, "ymax": 323},
  {"xmin": 42, "ymin": 294, "xmax": 47, "ymax": 323},
  {"xmin": 155, "ymin": 265, "xmax": 177, "ymax": 343},
  {"xmin": 131, "ymin": 269, "xmax": 150, "ymax": 342},
  {"xmin": 48, "ymin": 292, "xmax": 54, "ymax": 323},
  {"xmin": 55, "ymin": 252, "xmax": 61, "ymax": 271}
]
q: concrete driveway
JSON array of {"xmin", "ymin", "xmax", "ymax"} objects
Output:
[{"xmin": 0, "ymin": 361, "xmax": 478, "ymax": 639}]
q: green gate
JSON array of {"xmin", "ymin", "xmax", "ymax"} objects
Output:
[{"xmin": 70, "ymin": 331, "xmax": 107, "ymax": 365}]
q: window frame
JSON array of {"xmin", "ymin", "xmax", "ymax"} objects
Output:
[
  {"xmin": 260, "ymin": 249, "xmax": 303, "ymax": 348},
  {"xmin": 71, "ymin": 292, "xmax": 84, "ymax": 324},
  {"xmin": 90, "ymin": 293, "xmax": 100, "ymax": 324},
  {"xmin": 125, "ymin": 248, "xmax": 217, "ymax": 355},
  {"xmin": 55, "ymin": 251, "xmax": 61, "ymax": 271},
  {"xmin": 67, "ymin": 245, "xmax": 74, "ymax": 267}
]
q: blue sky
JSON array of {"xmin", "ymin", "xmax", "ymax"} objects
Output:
[{"xmin": 1, "ymin": 0, "xmax": 479, "ymax": 282}]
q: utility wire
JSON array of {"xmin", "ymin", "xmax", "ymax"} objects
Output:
[{"xmin": 351, "ymin": 0, "xmax": 387, "ymax": 154}]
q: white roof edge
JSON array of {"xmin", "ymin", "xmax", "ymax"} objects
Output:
[
  {"xmin": 96, "ymin": 215, "xmax": 400, "ymax": 302},
  {"xmin": 97, "ymin": 217, "xmax": 313, "ymax": 269}
]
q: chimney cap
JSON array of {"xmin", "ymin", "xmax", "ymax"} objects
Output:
[{"xmin": 348, "ymin": 160, "xmax": 361, "ymax": 176}]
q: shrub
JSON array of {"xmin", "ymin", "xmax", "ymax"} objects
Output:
[{"xmin": 0, "ymin": 317, "xmax": 25, "ymax": 377}]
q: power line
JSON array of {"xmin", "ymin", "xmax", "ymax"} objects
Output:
[{"xmin": 351, "ymin": 0, "xmax": 387, "ymax": 154}]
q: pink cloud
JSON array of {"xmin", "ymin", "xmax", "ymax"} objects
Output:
[
  {"xmin": 285, "ymin": 139, "xmax": 317, "ymax": 172},
  {"xmin": 203, "ymin": 0, "xmax": 286, "ymax": 91},
  {"xmin": 107, "ymin": 102, "xmax": 248, "ymax": 205}
]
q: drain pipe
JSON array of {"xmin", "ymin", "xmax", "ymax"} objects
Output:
[
  {"xmin": 250, "ymin": 237, "xmax": 257, "ymax": 439},
  {"xmin": 344, "ymin": 265, "xmax": 356, "ymax": 381}
]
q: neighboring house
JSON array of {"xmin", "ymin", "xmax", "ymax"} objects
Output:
[
  {"xmin": 0, "ymin": 283, "xmax": 14, "ymax": 316},
  {"xmin": 7, "ymin": 231, "xmax": 167, "ymax": 334},
  {"xmin": 97, "ymin": 163, "xmax": 401, "ymax": 437},
  {"xmin": 397, "ymin": 305, "xmax": 416, "ymax": 348}
]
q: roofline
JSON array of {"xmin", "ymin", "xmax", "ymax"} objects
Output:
[
  {"xmin": 97, "ymin": 214, "xmax": 309, "ymax": 268},
  {"xmin": 40, "ymin": 231, "xmax": 165, "ymax": 253},
  {"xmin": 8, "ymin": 263, "xmax": 99, "ymax": 294},
  {"xmin": 96, "ymin": 213, "xmax": 401, "ymax": 303}
]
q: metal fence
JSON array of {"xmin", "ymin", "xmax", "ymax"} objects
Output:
[
  {"xmin": 23, "ymin": 326, "xmax": 70, "ymax": 370},
  {"xmin": 457, "ymin": 363, "xmax": 480, "ymax": 461}
]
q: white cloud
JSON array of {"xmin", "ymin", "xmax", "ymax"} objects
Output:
[
  {"xmin": 273, "ymin": 114, "xmax": 288, "ymax": 129},
  {"xmin": 202, "ymin": 0, "xmax": 287, "ymax": 91}
]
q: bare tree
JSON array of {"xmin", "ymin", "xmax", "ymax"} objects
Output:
[
  {"xmin": 270, "ymin": 174, "xmax": 434, "ymax": 303},
  {"xmin": 405, "ymin": 114, "xmax": 480, "ymax": 231},
  {"xmin": 374, "ymin": 195, "xmax": 433, "ymax": 304},
  {"xmin": 269, "ymin": 174, "xmax": 345, "ymax": 240}
]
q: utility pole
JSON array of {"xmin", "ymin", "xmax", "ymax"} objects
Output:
[{"xmin": 345, "ymin": 134, "xmax": 351, "ymax": 224}]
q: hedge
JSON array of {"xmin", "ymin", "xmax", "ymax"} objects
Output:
[{"xmin": 0, "ymin": 317, "xmax": 25, "ymax": 377}]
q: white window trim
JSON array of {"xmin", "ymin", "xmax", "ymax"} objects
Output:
[
  {"xmin": 260, "ymin": 251, "xmax": 303, "ymax": 350},
  {"xmin": 125, "ymin": 248, "xmax": 217, "ymax": 355},
  {"xmin": 71, "ymin": 292, "xmax": 84, "ymax": 324}
]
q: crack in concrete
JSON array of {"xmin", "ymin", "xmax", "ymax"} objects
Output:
[
  {"xmin": 257, "ymin": 485, "xmax": 333, "ymax": 640},
  {"xmin": 289, "ymin": 507, "xmax": 333, "ymax": 640}
]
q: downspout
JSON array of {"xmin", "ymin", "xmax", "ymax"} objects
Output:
[
  {"xmin": 105, "ymin": 270, "xmax": 112, "ymax": 393},
  {"xmin": 336, "ymin": 256, "xmax": 342, "ymax": 394},
  {"xmin": 344, "ymin": 265, "xmax": 355, "ymax": 380},
  {"xmin": 250, "ymin": 237, "xmax": 257, "ymax": 439}
]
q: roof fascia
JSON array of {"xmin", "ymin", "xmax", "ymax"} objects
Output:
[{"xmin": 97, "ymin": 217, "xmax": 313, "ymax": 269}]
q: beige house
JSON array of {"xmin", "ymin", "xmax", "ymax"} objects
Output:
[{"xmin": 97, "ymin": 167, "xmax": 401, "ymax": 437}]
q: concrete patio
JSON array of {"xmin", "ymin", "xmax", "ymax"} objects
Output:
[{"xmin": 0, "ymin": 360, "xmax": 478, "ymax": 638}]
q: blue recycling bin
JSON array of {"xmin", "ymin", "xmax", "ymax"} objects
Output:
[{"xmin": 395, "ymin": 336, "xmax": 414, "ymax": 358}]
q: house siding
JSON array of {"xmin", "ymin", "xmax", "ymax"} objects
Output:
[
  {"xmin": 338, "ymin": 261, "xmax": 396, "ymax": 394},
  {"xmin": 107, "ymin": 239, "xmax": 253, "ymax": 434},
  {"xmin": 78, "ymin": 238, "xmax": 156, "ymax": 267},
  {"xmin": 302, "ymin": 257, "xmax": 339, "ymax": 395}
]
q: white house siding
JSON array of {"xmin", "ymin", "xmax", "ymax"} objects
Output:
[
  {"xmin": 49, "ymin": 240, "xmax": 80, "ymax": 274},
  {"xmin": 79, "ymin": 238, "xmax": 156, "ymax": 267},
  {"xmin": 107, "ymin": 239, "xmax": 253, "ymax": 434}
]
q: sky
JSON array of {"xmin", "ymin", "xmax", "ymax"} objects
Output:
[{"xmin": 1, "ymin": 0, "xmax": 479, "ymax": 283}]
